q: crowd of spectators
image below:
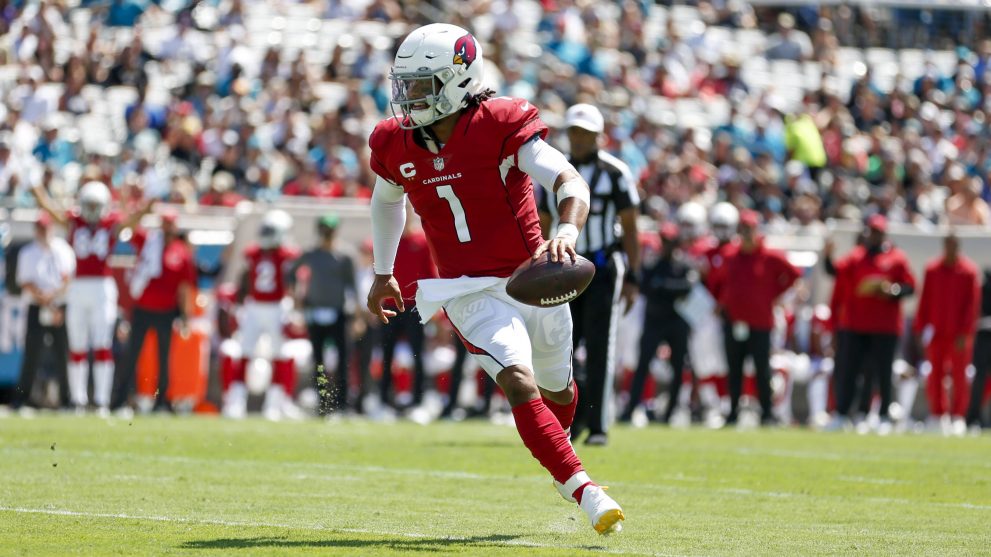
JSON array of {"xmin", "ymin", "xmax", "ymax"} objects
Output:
[
  {"xmin": 2, "ymin": 1, "xmax": 991, "ymax": 429},
  {"xmin": 0, "ymin": 0, "xmax": 990, "ymax": 233}
]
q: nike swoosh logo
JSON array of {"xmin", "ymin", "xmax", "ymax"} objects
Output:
[
  {"xmin": 520, "ymin": 102, "xmax": 530, "ymax": 111},
  {"xmin": 425, "ymin": 54, "xmax": 438, "ymax": 59}
]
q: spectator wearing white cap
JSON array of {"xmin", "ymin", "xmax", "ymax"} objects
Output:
[{"xmin": 538, "ymin": 103, "xmax": 641, "ymax": 446}]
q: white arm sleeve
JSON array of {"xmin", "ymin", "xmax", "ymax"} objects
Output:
[
  {"xmin": 516, "ymin": 138, "xmax": 574, "ymax": 194},
  {"xmin": 370, "ymin": 174, "xmax": 407, "ymax": 275}
]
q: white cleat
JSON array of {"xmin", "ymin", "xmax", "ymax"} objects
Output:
[
  {"xmin": 631, "ymin": 407, "xmax": 650, "ymax": 429},
  {"xmin": 951, "ymin": 418, "xmax": 967, "ymax": 438},
  {"xmin": 262, "ymin": 385, "xmax": 285, "ymax": 422},
  {"xmin": 940, "ymin": 414, "xmax": 953, "ymax": 437},
  {"xmin": 223, "ymin": 382, "xmax": 248, "ymax": 419},
  {"xmin": 136, "ymin": 395, "xmax": 155, "ymax": 415},
  {"xmin": 405, "ymin": 405, "xmax": 433, "ymax": 426},
  {"xmin": 579, "ymin": 485, "xmax": 625, "ymax": 535},
  {"xmin": 280, "ymin": 397, "xmax": 306, "ymax": 421}
]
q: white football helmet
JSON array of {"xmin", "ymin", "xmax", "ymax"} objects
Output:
[
  {"xmin": 390, "ymin": 23, "xmax": 485, "ymax": 129},
  {"xmin": 709, "ymin": 202, "xmax": 740, "ymax": 243},
  {"xmin": 78, "ymin": 181, "xmax": 111, "ymax": 224},
  {"xmin": 676, "ymin": 201, "xmax": 707, "ymax": 241},
  {"xmin": 258, "ymin": 209, "xmax": 292, "ymax": 250}
]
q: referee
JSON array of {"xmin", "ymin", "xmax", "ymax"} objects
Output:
[{"xmin": 539, "ymin": 103, "xmax": 640, "ymax": 446}]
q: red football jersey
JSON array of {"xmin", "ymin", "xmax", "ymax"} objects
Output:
[
  {"xmin": 369, "ymin": 97, "xmax": 547, "ymax": 279},
  {"xmin": 68, "ymin": 209, "xmax": 122, "ymax": 277},
  {"xmin": 129, "ymin": 228, "xmax": 197, "ymax": 311},
  {"xmin": 244, "ymin": 244, "xmax": 299, "ymax": 302}
]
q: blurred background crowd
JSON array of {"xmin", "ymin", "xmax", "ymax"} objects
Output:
[{"xmin": 1, "ymin": 0, "xmax": 991, "ymax": 433}]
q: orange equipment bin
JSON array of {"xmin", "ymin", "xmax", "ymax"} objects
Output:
[
  {"xmin": 135, "ymin": 327, "xmax": 209, "ymax": 403},
  {"xmin": 135, "ymin": 290, "xmax": 210, "ymax": 405}
]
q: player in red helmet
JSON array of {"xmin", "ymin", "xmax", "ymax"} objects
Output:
[{"xmin": 366, "ymin": 23, "xmax": 623, "ymax": 534}]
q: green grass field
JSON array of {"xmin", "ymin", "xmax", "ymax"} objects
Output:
[{"xmin": 1, "ymin": 416, "xmax": 989, "ymax": 557}]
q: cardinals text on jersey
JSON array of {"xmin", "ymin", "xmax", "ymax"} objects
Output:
[{"xmin": 369, "ymin": 97, "xmax": 547, "ymax": 279}]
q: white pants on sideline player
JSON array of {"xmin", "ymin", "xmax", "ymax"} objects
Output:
[
  {"xmin": 238, "ymin": 299, "xmax": 286, "ymax": 358},
  {"xmin": 689, "ymin": 308, "xmax": 729, "ymax": 414},
  {"xmin": 417, "ymin": 276, "xmax": 574, "ymax": 393},
  {"xmin": 66, "ymin": 276, "xmax": 118, "ymax": 408}
]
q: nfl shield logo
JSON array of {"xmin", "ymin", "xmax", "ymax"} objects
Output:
[{"xmin": 433, "ymin": 157, "xmax": 445, "ymax": 171}]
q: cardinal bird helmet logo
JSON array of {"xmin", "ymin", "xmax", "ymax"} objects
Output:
[{"xmin": 453, "ymin": 34, "xmax": 477, "ymax": 67}]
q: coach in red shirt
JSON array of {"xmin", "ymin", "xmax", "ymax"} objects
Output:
[
  {"xmin": 833, "ymin": 215, "xmax": 915, "ymax": 429},
  {"xmin": 112, "ymin": 209, "xmax": 197, "ymax": 413},
  {"xmin": 914, "ymin": 232, "xmax": 979, "ymax": 426},
  {"xmin": 715, "ymin": 210, "xmax": 800, "ymax": 425}
]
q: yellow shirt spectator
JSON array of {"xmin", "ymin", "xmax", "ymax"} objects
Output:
[{"xmin": 784, "ymin": 113, "xmax": 827, "ymax": 168}]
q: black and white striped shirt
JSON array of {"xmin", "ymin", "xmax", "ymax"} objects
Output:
[{"xmin": 539, "ymin": 150, "xmax": 640, "ymax": 260}]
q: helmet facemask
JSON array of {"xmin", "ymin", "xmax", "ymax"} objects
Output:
[
  {"xmin": 258, "ymin": 209, "xmax": 291, "ymax": 250},
  {"xmin": 258, "ymin": 224, "xmax": 282, "ymax": 250},
  {"xmin": 390, "ymin": 67, "xmax": 459, "ymax": 130},
  {"xmin": 78, "ymin": 181, "xmax": 111, "ymax": 225},
  {"xmin": 711, "ymin": 223, "xmax": 735, "ymax": 243},
  {"xmin": 81, "ymin": 200, "xmax": 106, "ymax": 224}
]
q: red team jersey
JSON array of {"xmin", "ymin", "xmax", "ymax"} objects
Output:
[
  {"xmin": 244, "ymin": 244, "xmax": 300, "ymax": 302},
  {"xmin": 369, "ymin": 97, "xmax": 547, "ymax": 279},
  {"xmin": 68, "ymin": 209, "xmax": 122, "ymax": 277},
  {"xmin": 129, "ymin": 228, "xmax": 197, "ymax": 311}
]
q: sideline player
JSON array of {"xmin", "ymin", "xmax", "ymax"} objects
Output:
[
  {"xmin": 32, "ymin": 181, "xmax": 153, "ymax": 414},
  {"xmin": 366, "ymin": 23, "xmax": 624, "ymax": 534},
  {"xmin": 222, "ymin": 210, "xmax": 301, "ymax": 420}
]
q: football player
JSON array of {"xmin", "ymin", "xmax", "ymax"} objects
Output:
[
  {"xmin": 676, "ymin": 201, "xmax": 710, "ymax": 267},
  {"xmin": 693, "ymin": 201, "xmax": 740, "ymax": 425},
  {"xmin": 366, "ymin": 23, "xmax": 623, "ymax": 534},
  {"xmin": 222, "ymin": 210, "xmax": 301, "ymax": 421},
  {"xmin": 32, "ymin": 181, "xmax": 153, "ymax": 414}
]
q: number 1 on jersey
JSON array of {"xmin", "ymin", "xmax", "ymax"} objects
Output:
[{"xmin": 436, "ymin": 185, "xmax": 472, "ymax": 243}]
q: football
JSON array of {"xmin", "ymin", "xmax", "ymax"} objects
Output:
[{"xmin": 506, "ymin": 253, "xmax": 596, "ymax": 307}]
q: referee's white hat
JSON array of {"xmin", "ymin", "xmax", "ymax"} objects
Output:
[{"xmin": 564, "ymin": 103, "xmax": 604, "ymax": 133}]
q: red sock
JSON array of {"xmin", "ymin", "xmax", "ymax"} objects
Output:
[
  {"xmin": 714, "ymin": 375, "xmax": 728, "ymax": 397},
  {"xmin": 541, "ymin": 380, "xmax": 578, "ymax": 431},
  {"xmin": 222, "ymin": 357, "xmax": 246, "ymax": 391},
  {"xmin": 274, "ymin": 359, "xmax": 296, "ymax": 395},
  {"xmin": 511, "ymin": 398, "xmax": 584, "ymax": 485}
]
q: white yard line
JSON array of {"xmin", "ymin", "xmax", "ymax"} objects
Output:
[
  {"xmin": 3, "ymin": 446, "xmax": 990, "ymax": 512},
  {"xmin": 733, "ymin": 447, "xmax": 991, "ymax": 469},
  {"xmin": 0, "ymin": 506, "xmax": 682, "ymax": 557},
  {"xmin": 836, "ymin": 475, "xmax": 908, "ymax": 486}
]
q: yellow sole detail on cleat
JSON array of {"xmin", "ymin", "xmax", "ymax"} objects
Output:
[{"xmin": 594, "ymin": 509, "xmax": 625, "ymax": 535}]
